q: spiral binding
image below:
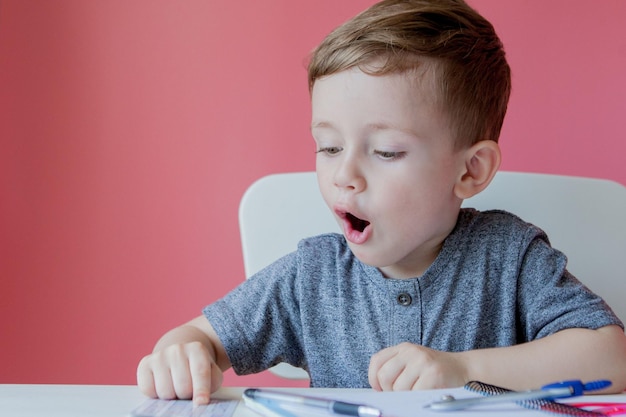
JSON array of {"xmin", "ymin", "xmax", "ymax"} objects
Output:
[{"xmin": 464, "ymin": 381, "xmax": 605, "ymax": 417}]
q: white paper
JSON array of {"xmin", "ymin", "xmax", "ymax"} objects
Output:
[
  {"xmin": 131, "ymin": 398, "xmax": 238, "ymax": 417},
  {"xmin": 255, "ymin": 387, "xmax": 564, "ymax": 417}
]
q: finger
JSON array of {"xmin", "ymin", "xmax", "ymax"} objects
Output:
[
  {"xmin": 411, "ymin": 375, "xmax": 430, "ymax": 390},
  {"xmin": 368, "ymin": 347, "xmax": 397, "ymax": 390},
  {"xmin": 210, "ymin": 362, "xmax": 224, "ymax": 395},
  {"xmin": 368, "ymin": 349, "xmax": 391, "ymax": 391},
  {"xmin": 377, "ymin": 358, "xmax": 406, "ymax": 391},
  {"xmin": 151, "ymin": 355, "xmax": 177, "ymax": 400},
  {"xmin": 187, "ymin": 343, "xmax": 214, "ymax": 405},
  {"xmin": 369, "ymin": 348, "xmax": 403, "ymax": 391},
  {"xmin": 169, "ymin": 348, "xmax": 194, "ymax": 400},
  {"xmin": 137, "ymin": 356, "xmax": 157, "ymax": 398},
  {"xmin": 391, "ymin": 362, "xmax": 420, "ymax": 391}
]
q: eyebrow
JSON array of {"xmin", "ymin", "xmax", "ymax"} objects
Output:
[
  {"xmin": 311, "ymin": 121, "xmax": 417, "ymax": 138},
  {"xmin": 310, "ymin": 121, "xmax": 334, "ymax": 131},
  {"xmin": 311, "ymin": 121, "xmax": 398, "ymax": 130}
]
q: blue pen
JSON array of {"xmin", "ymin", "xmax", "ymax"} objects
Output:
[
  {"xmin": 426, "ymin": 379, "xmax": 612, "ymax": 411},
  {"xmin": 243, "ymin": 389, "xmax": 382, "ymax": 417}
]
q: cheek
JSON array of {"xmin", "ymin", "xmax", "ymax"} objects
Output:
[
  {"xmin": 381, "ymin": 177, "xmax": 451, "ymax": 217},
  {"xmin": 315, "ymin": 170, "xmax": 334, "ymax": 204}
]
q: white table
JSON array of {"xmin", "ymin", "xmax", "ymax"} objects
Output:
[
  {"xmin": 0, "ymin": 385, "xmax": 249, "ymax": 417},
  {"xmin": 2, "ymin": 384, "xmax": 626, "ymax": 417},
  {"xmin": 1, "ymin": 384, "xmax": 142, "ymax": 417}
]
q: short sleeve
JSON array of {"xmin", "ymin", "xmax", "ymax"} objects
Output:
[
  {"xmin": 516, "ymin": 236, "xmax": 623, "ymax": 340},
  {"xmin": 202, "ymin": 251, "xmax": 306, "ymax": 375}
]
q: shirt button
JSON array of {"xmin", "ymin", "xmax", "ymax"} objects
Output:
[{"xmin": 397, "ymin": 293, "xmax": 412, "ymax": 306}]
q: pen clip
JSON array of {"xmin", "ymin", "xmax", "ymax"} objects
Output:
[{"xmin": 541, "ymin": 380, "xmax": 612, "ymax": 397}]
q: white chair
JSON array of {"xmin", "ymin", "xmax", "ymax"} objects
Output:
[{"xmin": 239, "ymin": 171, "xmax": 626, "ymax": 379}]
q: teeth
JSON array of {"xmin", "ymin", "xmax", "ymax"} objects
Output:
[{"xmin": 347, "ymin": 213, "xmax": 370, "ymax": 232}]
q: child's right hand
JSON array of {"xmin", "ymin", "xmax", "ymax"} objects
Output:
[
  {"xmin": 137, "ymin": 341, "xmax": 223, "ymax": 405},
  {"xmin": 137, "ymin": 318, "xmax": 228, "ymax": 405}
]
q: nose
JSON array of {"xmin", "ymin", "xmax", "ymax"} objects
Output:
[{"xmin": 333, "ymin": 153, "xmax": 366, "ymax": 193}]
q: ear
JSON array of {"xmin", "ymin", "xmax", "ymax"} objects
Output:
[{"xmin": 454, "ymin": 140, "xmax": 501, "ymax": 200}]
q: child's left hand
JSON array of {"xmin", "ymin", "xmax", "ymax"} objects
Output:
[{"xmin": 368, "ymin": 342, "xmax": 468, "ymax": 391}]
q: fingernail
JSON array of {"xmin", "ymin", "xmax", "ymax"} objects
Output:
[{"xmin": 193, "ymin": 394, "xmax": 209, "ymax": 406}]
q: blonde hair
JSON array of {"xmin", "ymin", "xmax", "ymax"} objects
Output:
[{"xmin": 308, "ymin": 0, "xmax": 511, "ymax": 148}]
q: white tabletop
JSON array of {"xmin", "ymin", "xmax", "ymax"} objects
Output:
[
  {"xmin": 0, "ymin": 384, "xmax": 145, "ymax": 417},
  {"xmin": 2, "ymin": 384, "xmax": 626, "ymax": 417},
  {"xmin": 0, "ymin": 385, "xmax": 348, "ymax": 417},
  {"xmin": 0, "ymin": 385, "xmax": 252, "ymax": 417},
  {"xmin": 0, "ymin": 384, "xmax": 292, "ymax": 417}
]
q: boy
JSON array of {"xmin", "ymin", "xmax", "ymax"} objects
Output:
[{"xmin": 137, "ymin": 0, "xmax": 626, "ymax": 404}]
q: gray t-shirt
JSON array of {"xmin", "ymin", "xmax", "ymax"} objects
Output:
[{"xmin": 203, "ymin": 209, "xmax": 622, "ymax": 388}]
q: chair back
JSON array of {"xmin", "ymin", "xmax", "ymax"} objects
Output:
[{"xmin": 239, "ymin": 171, "xmax": 626, "ymax": 379}]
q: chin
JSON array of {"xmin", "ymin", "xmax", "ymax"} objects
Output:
[{"xmin": 346, "ymin": 245, "xmax": 388, "ymax": 268}]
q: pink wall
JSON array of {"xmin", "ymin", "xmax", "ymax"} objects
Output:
[{"xmin": 1, "ymin": 0, "xmax": 625, "ymax": 387}]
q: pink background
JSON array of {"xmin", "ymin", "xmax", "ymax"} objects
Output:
[{"xmin": 1, "ymin": 0, "xmax": 625, "ymax": 387}]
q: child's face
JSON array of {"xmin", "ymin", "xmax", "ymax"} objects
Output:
[{"xmin": 311, "ymin": 67, "xmax": 467, "ymax": 279}]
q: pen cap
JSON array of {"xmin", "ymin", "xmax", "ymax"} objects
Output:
[
  {"xmin": 333, "ymin": 402, "xmax": 381, "ymax": 417},
  {"xmin": 332, "ymin": 402, "xmax": 361, "ymax": 416},
  {"xmin": 541, "ymin": 380, "xmax": 612, "ymax": 397}
]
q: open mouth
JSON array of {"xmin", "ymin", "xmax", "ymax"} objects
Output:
[
  {"xmin": 336, "ymin": 208, "xmax": 372, "ymax": 244},
  {"xmin": 346, "ymin": 212, "xmax": 370, "ymax": 233}
]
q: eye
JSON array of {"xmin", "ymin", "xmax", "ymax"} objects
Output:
[
  {"xmin": 316, "ymin": 146, "xmax": 342, "ymax": 156},
  {"xmin": 374, "ymin": 150, "xmax": 406, "ymax": 161}
]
